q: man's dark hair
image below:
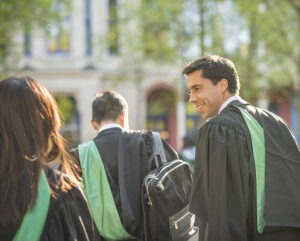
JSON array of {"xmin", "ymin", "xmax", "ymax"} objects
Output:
[
  {"xmin": 92, "ymin": 90, "xmax": 128, "ymax": 124},
  {"xmin": 182, "ymin": 55, "xmax": 240, "ymax": 94}
]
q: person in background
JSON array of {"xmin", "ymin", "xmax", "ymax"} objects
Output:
[
  {"xmin": 179, "ymin": 134, "xmax": 196, "ymax": 172},
  {"xmin": 71, "ymin": 90, "xmax": 178, "ymax": 241},
  {"xmin": 182, "ymin": 55, "xmax": 300, "ymax": 241},
  {"xmin": 0, "ymin": 76, "xmax": 102, "ymax": 241}
]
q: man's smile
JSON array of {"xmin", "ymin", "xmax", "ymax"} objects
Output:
[{"xmin": 196, "ymin": 103, "xmax": 205, "ymax": 111}]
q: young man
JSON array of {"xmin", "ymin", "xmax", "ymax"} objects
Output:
[
  {"xmin": 182, "ymin": 55, "xmax": 300, "ymax": 241},
  {"xmin": 72, "ymin": 90, "xmax": 178, "ymax": 241}
]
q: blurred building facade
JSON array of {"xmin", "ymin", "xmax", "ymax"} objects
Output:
[
  {"xmin": 17, "ymin": 0, "xmax": 298, "ymax": 148},
  {"xmin": 18, "ymin": 0, "xmax": 202, "ymax": 149}
]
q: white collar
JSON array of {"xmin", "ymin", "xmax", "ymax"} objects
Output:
[
  {"xmin": 99, "ymin": 123, "xmax": 122, "ymax": 133},
  {"xmin": 218, "ymin": 95, "xmax": 244, "ymax": 114}
]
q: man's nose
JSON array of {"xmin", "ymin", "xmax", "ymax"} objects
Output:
[{"xmin": 189, "ymin": 94, "xmax": 196, "ymax": 103}]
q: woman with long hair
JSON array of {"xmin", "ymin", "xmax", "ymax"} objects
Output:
[{"xmin": 0, "ymin": 76, "xmax": 102, "ymax": 241}]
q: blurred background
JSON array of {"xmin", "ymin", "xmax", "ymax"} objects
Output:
[{"xmin": 0, "ymin": 0, "xmax": 299, "ymax": 150}]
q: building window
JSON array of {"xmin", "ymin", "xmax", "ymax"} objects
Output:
[
  {"xmin": 85, "ymin": 0, "xmax": 92, "ymax": 56},
  {"xmin": 108, "ymin": 0, "xmax": 118, "ymax": 55},
  {"xmin": 47, "ymin": 2, "xmax": 71, "ymax": 54},
  {"xmin": 24, "ymin": 33, "xmax": 31, "ymax": 56}
]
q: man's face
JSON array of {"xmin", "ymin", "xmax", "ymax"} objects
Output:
[{"xmin": 186, "ymin": 70, "xmax": 225, "ymax": 120}]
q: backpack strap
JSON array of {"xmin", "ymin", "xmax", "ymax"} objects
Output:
[
  {"xmin": 142, "ymin": 132, "xmax": 168, "ymax": 240},
  {"xmin": 238, "ymin": 107, "xmax": 266, "ymax": 234},
  {"xmin": 78, "ymin": 140, "xmax": 134, "ymax": 240},
  {"xmin": 13, "ymin": 170, "xmax": 51, "ymax": 241},
  {"xmin": 151, "ymin": 131, "xmax": 167, "ymax": 167}
]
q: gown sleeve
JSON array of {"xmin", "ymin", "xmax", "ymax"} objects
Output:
[{"xmin": 190, "ymin": 118, "xmax": 252, "ymax": 241}]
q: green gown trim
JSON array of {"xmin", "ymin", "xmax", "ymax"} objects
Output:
[
  {"xmin": 78, "ymin": 140, "xmax": 134, "ymax": 240},
  {"xmin": 239, "ymin": 108, "xmax": 266, "ymax": 233},
  {"xmin": 13, "ymin": 170, "xmax": 51, "ymax": 241}
]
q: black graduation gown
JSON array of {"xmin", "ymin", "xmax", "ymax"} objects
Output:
[
  {"xmin": 72, "ymin": 129, "xmax": 178, "ymax": 240},
  {"xmin": 190, "ymin": 100, "xmax": 300, "ymax": 241},
  {"xmin": 0, "ymin": 167, "xmax": 102, "ymax": 241}
]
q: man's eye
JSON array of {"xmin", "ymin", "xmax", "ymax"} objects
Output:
[{"xmin": 188, "ymin": 86, "xmax": 200, "ymax": 95}]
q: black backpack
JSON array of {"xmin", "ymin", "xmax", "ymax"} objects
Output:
[{"xmin": 142, "ymin": 132, "xmax": 199, "ymax": 241}]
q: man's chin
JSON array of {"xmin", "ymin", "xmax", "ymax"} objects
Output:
[
  {"xmin": 199, "ymin": 112, "xmax": 207, "ymax": 120},
  {"xmin": 201, "ymin": 113, "xmax": 217, "ymax": 121}
]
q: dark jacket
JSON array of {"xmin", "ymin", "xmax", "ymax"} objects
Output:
[
  {"xmin": 72, "ymin": 127, "xmax": 178, "ymax": 240},
  {"xmin": 0, "ymin": 167, "xmax": 102, "ymax": 241},
  {"xmin": 190, "ymin": 100, "xmax": 300, "ymax": 241}
]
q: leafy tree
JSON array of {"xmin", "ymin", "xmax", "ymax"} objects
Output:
[
  {"xmin": 121, "ymin": 0, "xmax": 233, "ymax": 77},
  {"xmin": 228, "ymin": 0, "xmax": 265, "ymax": 102},
  {"xmin": 194, "ymin": 0, "xmax": 227, "ymax": 56},
  {"xmin": 134, "ymin": 0, "xmax": 229, "ymax": 61},
  {"xmin": 0, "ymin": 0, "xmax": 70, "ymax": 71},
  {"xmin": 127, "ymin": 0, "xmax": 299, "ymax": 103},
  {"xmin": 55, "ymin": 95, "xmax": 76, "ymax": 124},
  {"xmin": 288, "ymin": 0, "xmax": 300, "ymax": 85},
  {"xmin": 134, "ymin": 0, "xmax": 186, "ymax": 62},
  {"xmin": 232, "ymin": 0, "xmax": 300, "ymax": 101}
]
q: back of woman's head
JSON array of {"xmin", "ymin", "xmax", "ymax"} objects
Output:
[
  {"xmin": 0, "ymin": 77, "xmax": 60, "ymax": 163},
  {"xmin": 0, "ymin": 76, "xmax": 80, "ymax": 226}
]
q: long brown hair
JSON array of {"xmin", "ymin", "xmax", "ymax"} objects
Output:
[{"xmin": 0, "ymin": 76, "xmax": 81, "ymax": 226}]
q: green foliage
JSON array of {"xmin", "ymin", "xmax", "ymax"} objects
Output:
[
  {"xmin": 147, "ymin": 90, "xmax": 174, "ymax": 114},
  {"xmin": 0, "ymin": 0, "xmax": 70, "ymax": 69},
  {"xmin": 132, "ymin": 0, "xmax": 185, "ymax": 62},
  {"xmin": 55, "ymin": 95, "xmax": 76, "ymax": 124},
  {"xmin": 132, "ymin": 0, "xmax": 300, "ymax": 100},
  {"xmin": 1, "ymin": 0, "xmax": 299, "ymax": 103},
  {"xmin": 231, "ymin": 0, "xmax": 300, "ymax": 100}
]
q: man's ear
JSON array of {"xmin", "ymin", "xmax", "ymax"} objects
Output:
[
  {"xmin": 219, "ymin": 78, "xmax": 229, "ymax": 92},
  {"xmin": 91, "ymin": 120, "xmax": 100, "ymax": 131},
  {"xmin": 119, "ymin": 112, "xmax": 125, "ymax": 127}
]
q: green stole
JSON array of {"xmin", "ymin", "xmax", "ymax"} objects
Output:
[
  {"xmin": 78, "ymin": 140, "xmax": 134, "ymax": 241},
  {"xmin": 239, "ymin": 107, "xmax": 266, "ymax": 234},
  {"xmin": 13, "ymin": 171, "xmax": 51, "ymax": 241}
]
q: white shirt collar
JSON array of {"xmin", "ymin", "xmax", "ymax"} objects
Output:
[
  {"xmin": 99, "ymin": 123, "xmax": 122, "ymax": 133},
  {"xmin": 218, "ymin": 95, "xmax": 244, "ymax": 114}
]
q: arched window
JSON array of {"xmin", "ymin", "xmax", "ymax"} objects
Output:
[
  {"xmin": 147, "ymin": 87, "xmax": 177, "ymax": 148},
  {"xmin": 55, "ymin": 94, "xmax": 80, "ymax": 148}
]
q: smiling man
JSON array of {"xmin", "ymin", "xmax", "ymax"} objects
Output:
[{"xmin": 182, "ymin": 55, "xmax": 300, "ymax": 241}]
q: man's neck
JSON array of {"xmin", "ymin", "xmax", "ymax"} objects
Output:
[
  {"xmin": 98, "ymin": 122, "xmax": 123, "ymax": 133},
  {"xmin": 219, "ymin": 95, "xmax": 243, "ymax": 114}
]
